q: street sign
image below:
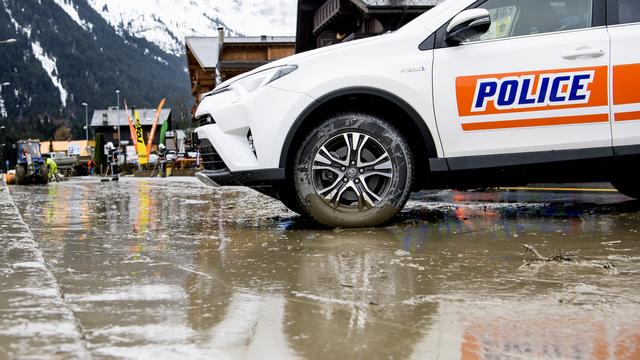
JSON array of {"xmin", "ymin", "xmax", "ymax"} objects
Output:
[{"xmin": 68, "ymin": 143, "xmax": 81, "ymax": 156}]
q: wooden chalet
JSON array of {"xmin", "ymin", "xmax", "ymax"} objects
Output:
[
  {"xmin": 186, "ymin": 30, "xmax": 296, "ymax": 116},
  {"xmin": 296, "ymin": 0, "xmax": 444, "ymax": 52}
]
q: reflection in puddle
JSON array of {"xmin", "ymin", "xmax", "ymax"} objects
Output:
[
  {"xmin": 6, "ymin": 178, "xmax": 640, "ymax": 359},
  {"xmin": 413, "ymin": 299, "xmax": 640, "ymax": 359}
]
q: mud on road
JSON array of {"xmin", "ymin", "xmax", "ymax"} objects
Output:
[{"xmin": 1, "ymin": 177, "xmax": 640, "ymax": 359}]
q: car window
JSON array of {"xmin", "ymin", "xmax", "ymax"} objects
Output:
[
  {"xmin": 618, "ymin": 0, "xmax": 640, "ymax": 24},
  {"xmin": 466, "ymin": 0, "xmax": 593, "ymax": 42}
]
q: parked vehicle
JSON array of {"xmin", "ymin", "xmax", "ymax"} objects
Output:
[
  {"xmin": 194, "ymin": 0, "xmax": 640, "ymax": 227},
  {"xmin": 15, "ymin": 140, "xmax": 48, "ymax": 185},
  {"xmin": 46, "ymin": 152, "xmax": 79, "ymax": 177}
]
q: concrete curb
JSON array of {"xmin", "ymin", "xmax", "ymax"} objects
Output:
[{"xmin": 0, "ymin": 182, "xmax": 92, "ymax": 359}]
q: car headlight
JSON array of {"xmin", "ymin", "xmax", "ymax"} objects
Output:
[
  {"xmin": 201, "ymin": 65, "xmax": 298, "ymax": 101},
  {"xmin": 233, "ymin": 65, "xmax": 298, "ymax": 94}
]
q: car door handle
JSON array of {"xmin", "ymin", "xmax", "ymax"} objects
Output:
[{"xmin": 562, "ymin": 48, "xmax": 605, "ymax": 60}]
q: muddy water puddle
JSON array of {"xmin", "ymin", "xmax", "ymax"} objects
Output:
[{"xmin": 3, "ymin": 177, "xmax": 640, "ymax": 359}]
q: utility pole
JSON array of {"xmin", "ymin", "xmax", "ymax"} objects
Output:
[
  {"xmin": 82, "ymin": 103, "xmax": 89, "ymax": 141},
  {"xmin": 116, "ymin": 90, "xmax": 121, "ymax": 147},
  {"xmin": 0, "ymin": 126, "xmax": 5, "ymax": 174}
]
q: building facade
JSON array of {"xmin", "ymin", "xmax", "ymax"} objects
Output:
[
  {"xmin": 186, "ymin": 30, "xmax": 296, "ymax": 116},
  {"xmin": 296, "ymin": 0, "xmax": 444, "ymax": 52},
  {"xmin": 90, "ymin": 108, "xmax": 172, "ymax": 147}
]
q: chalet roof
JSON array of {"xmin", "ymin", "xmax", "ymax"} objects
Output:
[
  {"xmin": 186, "ymin": 37, "xmax": 220, "ymax": 70},
  {"xmin": 186, "ymin": 36, "xmax": 295, "ymax": 70},
  {"xmin": 91, "ymin": 109, "xmax": 172, "ymax": 128}
]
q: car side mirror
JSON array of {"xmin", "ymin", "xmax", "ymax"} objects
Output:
[{"xmin": 446, "ymin": 9, "xmax": 491, "ymax": 45}]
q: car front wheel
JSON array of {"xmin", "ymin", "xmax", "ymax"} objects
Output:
[{"xmin": 294, "ymin": 113, "xmax": 414, "ymax": 228}]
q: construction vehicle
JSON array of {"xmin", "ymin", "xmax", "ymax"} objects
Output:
[{"xmin": 15, "ymin": 140, "xmax": 48, "ymax": 185}]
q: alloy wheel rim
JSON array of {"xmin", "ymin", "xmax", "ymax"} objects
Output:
[{"xmin": 311, "ymin": 132, "xmax": 394, "ymax": 211}]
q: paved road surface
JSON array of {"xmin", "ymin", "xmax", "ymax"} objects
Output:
[{"xmin": 1, "ymin": 177, "xmax": 639, "ymax": 359}]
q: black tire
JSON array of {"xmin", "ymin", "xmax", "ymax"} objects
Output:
[
  {"xmin": 250, "ymin": 186, "xmax": 304, "ymax": 214},
  {"xmin": 613, "ymin": 181, "xmax": 639, "ymax": 200},
  {"xmin": 15, "ymin": 165, "xmax": 27, "ymax": 185},
  {"xmin": 294, "ymin": 113, "xmax": 414, "ymax": 228},
  {"xmin": 277, "ymin": 187, "xmax": 303, "ymax": 214},
  {"xmin": 38, "ymin": 166, "xmax": 49, "ymax": 185},
  {"xmin": 612, "ymin": 159, "xmax": 640, "ymax": 200}
]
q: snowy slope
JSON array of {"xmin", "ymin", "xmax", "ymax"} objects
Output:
[
  {"xmin": 0, "ymin": 0, "xmax": 197, "ymax": 117},
  {"xmin": 53, "ymin": 0, "xmax": 93, "ymax": 31},
  {"xmin": 0, "ymin": 0, "xmax": 296, "ymax": 116},
  {"xmin": 87, "ymin": 0, "xmax": 297, "ymax": 56},
  {"xmin": 31, "ymin": 41, "xmax": 68, "ymax": 108}
]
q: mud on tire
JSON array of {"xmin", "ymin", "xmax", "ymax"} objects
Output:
[
  {"xmin": 294, "ymin": 113, "xmax": 414, "ymax": 228},
  {"xmin": 37, "ymin": 166, "xmax": 49, "ymax": 185},
  {"xmin": 15, "ymin": 165, "xmax": 27, "ymax": 185},
  {"xmin": 277, "ymin": 187, "xmax": 303, "ymax": 214}
]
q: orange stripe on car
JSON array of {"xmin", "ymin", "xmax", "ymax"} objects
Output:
[
  {"xmin": 613, "ymin": 64, "xmax": 640, "ymax": 105},
  {"xmin": 461, "ymin": 113, "xmax": 609, "ymax": 131},
  {"xmin": 615, "ymin": 111, "xmax": 640, "ymax": 122}
]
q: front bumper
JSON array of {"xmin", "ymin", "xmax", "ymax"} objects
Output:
[
  {"xmin": 196, "ymin": 168, "xmax": 285, "ymax": 187},
  {"xmin": 194, "ymin": 85, "xmax": 316, "ymax": 173},
  {"xmin": 194, "ymin": 134, "xmax": 286, "ymax": 188}
]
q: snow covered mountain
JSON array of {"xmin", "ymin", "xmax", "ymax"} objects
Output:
[
  {"xmin": 0, "ymin": 0, "xmax": 296, "ymax": 140},
  {"xmin": 86, "ymin": 0, "xmax": 297, "ymax": 56}
]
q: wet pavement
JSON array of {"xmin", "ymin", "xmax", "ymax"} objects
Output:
[{"xmin": 1, "ymin": 177, "xmax": 640, "ymax": 359}]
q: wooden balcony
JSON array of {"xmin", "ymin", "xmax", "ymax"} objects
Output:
[{"xmin": 313, "ymin": 0, "xmax": 344, "ymax": 33}]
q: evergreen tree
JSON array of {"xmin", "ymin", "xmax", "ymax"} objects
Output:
[
  {"xmin": 0, "ymin": 0, "xmax": 192, "ymax": 142},
  {"xmin": 94, "ymin": 133, "xmax": 105, "ymax": 168}
]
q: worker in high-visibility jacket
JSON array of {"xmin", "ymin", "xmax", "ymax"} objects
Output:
[{"xmin": 45, "ymin": 157, "xmax": 61, "ymax": 182}]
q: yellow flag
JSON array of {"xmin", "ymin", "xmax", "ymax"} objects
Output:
[{"xmin": 134, "ymin": 111, "xmax": 148, "ymax": 165}]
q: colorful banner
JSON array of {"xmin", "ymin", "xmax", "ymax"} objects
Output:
[
  {"xmin": 159, "ymin": 118, "xmax": 169, "ymax": 145},
  {"xmin": 146, "ymin": 98, "xmax": 166, "ymax": 157},
  {"xmin": 123, "ymin": 100, "xmax": 137, "ymax": 148},
  {"xmin": 133, "ymin": 111, "xmax": 148, "ymax": 165}
]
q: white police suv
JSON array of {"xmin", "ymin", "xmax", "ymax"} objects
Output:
[{"xmin": 194, "ymin": 0, "xmax": 640, "ymax": 228}]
